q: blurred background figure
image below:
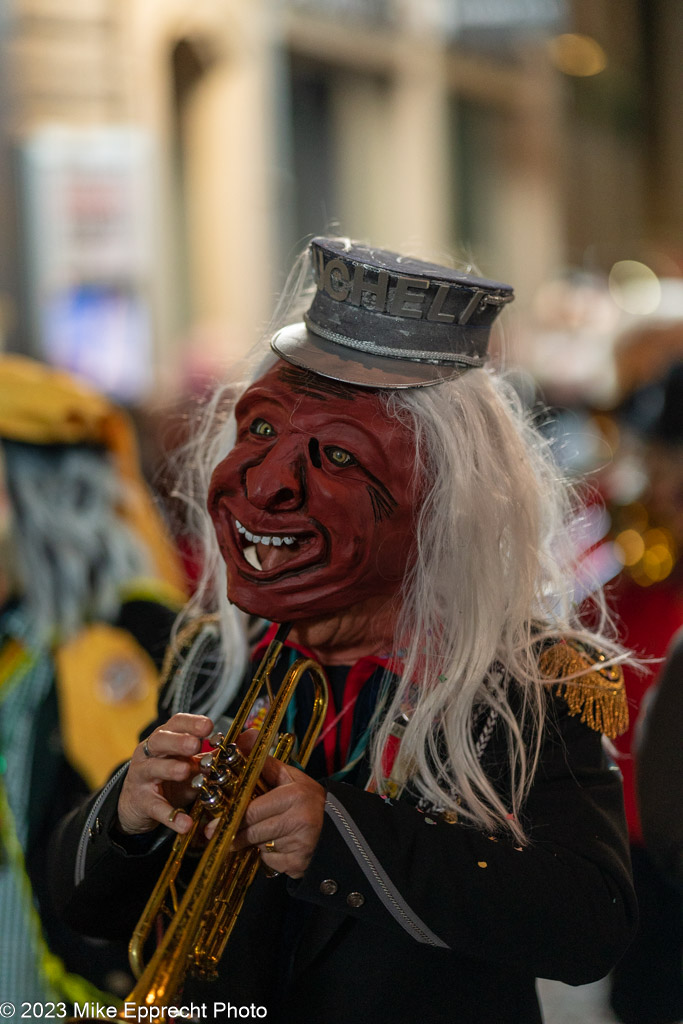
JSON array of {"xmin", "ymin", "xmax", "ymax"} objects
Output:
[
  {"xmin": 637, "ymin": 626, "xmax": 683, "ymax": 891},
  {"xmin": 0, "ymin": 356, "xmax": 186, "ymax": 1009},
  {"xmin": 604, "ymin": 354, "xmax": 683, "ymax": 1024},
  {"xmin": 526, "ymin": 320, "xmax": 683, "ymax": 1023}
]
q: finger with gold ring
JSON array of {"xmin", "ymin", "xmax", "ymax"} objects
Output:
[
  {"xmin": 264, "ymin": 840, "xmax": 276, "ymax": 853},
  {"xmin": 143, "ymin": 738, "xmax": 154, "ymax": 758}
]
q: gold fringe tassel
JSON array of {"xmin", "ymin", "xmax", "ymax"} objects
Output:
[{"xmin": 539, "ymin": 640, "xmax": 629, "ymax": 739}]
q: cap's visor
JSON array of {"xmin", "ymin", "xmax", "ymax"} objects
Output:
[{"xmin": 271, "ymin": 323, "xmax": 468, "ymax": 389}]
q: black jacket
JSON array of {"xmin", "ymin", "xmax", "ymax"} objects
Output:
[{"xmin": 49, "ymin": 640, "xmax": 637, "ymax": 1024}]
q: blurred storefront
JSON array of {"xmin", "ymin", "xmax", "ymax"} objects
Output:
[{"xmin": 0, "ymin": 0, "xmax": 680, "ymax": 401}]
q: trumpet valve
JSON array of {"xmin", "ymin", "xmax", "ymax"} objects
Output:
[
  {"xmin": 191, "ymin": 774, "xmax": 226, "ymax": 812},
  {"xmin": 199, "ymin": 753, "xmax": 229, "ymax": 785},
  {"xmin": 199, "ymin": 745, "xmax": 243, "ymax": 786},
  {"xmin": 221, "ymin": 742, "xmax": 243, "ymax": 765},
  {"xmin": 199, "ymin": 744, "xmax": 242, "ymax": 770},
  {"xmin": 191, "ymin": 772, "xmax": 207, "ymax": 792}
]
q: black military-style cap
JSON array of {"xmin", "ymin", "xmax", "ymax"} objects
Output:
[{"xmin": 271, "ymin": 237, "xmax": 514, "ymax": 388}]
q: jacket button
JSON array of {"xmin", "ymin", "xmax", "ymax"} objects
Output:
[
  {"xmin": 319, "ymin": 879, "xmax": 338, "ymax": 896},
  {"xmin": 346, "ymin": 892, "xmax": 365, "ymax": 908}
]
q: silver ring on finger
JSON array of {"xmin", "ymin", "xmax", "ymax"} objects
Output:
[{"xmin": 143, "ymin": 738, "xmax": 155, "ymax": 758}]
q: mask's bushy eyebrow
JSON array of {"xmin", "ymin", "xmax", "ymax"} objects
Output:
[{"xmin": 308, "ymin": 437, "xmax": 322, "ymax": 468}]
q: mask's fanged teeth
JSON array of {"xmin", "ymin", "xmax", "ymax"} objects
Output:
[{"xmin": 243, "ymin": 545, "xmax": 262, "ymax": 570}]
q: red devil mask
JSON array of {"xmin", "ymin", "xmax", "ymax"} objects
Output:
[{"xmin": 208, "ymin": 361, "xmax": 421, "ymax": 623}]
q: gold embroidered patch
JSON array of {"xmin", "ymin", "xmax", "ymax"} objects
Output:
[{"xmin": 539, "ymin": 640, "xmax": 628, "ymax": 739}]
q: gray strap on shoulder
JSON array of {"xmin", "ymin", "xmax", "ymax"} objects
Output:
[{"xmin": 324, "ymin": 792, "xmax": 450, "ymax": 948}]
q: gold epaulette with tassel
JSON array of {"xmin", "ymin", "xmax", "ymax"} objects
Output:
[{"xmin": 538, "ymin": 639, "xmax": 629, "ymax": 739}]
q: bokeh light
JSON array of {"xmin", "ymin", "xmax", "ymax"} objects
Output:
[
  {"xmin": 608, "ymin": 260, "xmax": 662, "ymax": 315},
  {"xmin": 613, "ymin": 528, "xmax": 645, "ymax": 567},
  {"xmin": 615, "ymin": 520, "xmax": 677, "ymax": 585},
  {"xmin": 548, "ymin": 33, "xmax": 608, "ymax": 77}
]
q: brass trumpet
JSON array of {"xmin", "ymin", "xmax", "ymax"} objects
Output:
[{"xmin": 77, "ymin": 623, "xmax": 328, "ymax": 1023}]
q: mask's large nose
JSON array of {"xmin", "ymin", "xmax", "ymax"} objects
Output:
[{"xmin": 245, "ymin": 436, "xmax": 306, "ymax": 512}]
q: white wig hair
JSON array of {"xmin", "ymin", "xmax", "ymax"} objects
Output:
[
  {"xmin": 173, "ymin": 249, "xmax": 628, "ymax": 842},
  {"xmin": 371, "ymin": 373, "xmax": 628, "ymax": 843},
  {"xmin": 4, "ymin": 441, "xmax": 152, "ymax": 641}
]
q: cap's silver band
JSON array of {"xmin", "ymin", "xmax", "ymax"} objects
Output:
[{"xmin": 303, "ymin": 315, "xmax": 486, "ymax": 367}]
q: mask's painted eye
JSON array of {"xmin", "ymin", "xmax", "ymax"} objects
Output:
[
  {"xmin": 249, "ymin": 418, "xmax": 275, "ymax": 437},
  {"xmin": 324, "ymin": 446, "xmax": 357, "ymax": 467}
]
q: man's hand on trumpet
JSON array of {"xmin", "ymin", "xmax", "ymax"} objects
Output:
[
  {"xmin": 116, "ymin": 713, "xmax": 215, "ymax": 836},
  {"xmin": 116, "ymin": 718, "xmax": 324, "ymax": 879},
  {"xmin": 204, "ymin": 728, "xmax": 326, "ymax": 879}
]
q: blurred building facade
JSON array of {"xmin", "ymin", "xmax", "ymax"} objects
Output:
[{"xmin": 0, "ymin": 0, "xmax": 680, "ymax": 397}]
